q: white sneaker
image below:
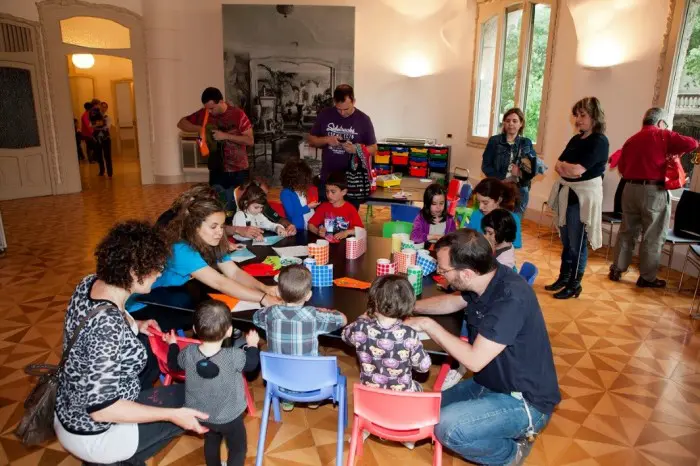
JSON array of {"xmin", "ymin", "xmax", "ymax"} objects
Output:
[
  {"xmin": 440, "ymin": 365, "xmax": 467, "ymax": 391},
  {"xmin": 402, "ymin": 441, "xmax": 415, "ymax": 450},
  {"xmin": 362, "ymin": 430, "xmax": 371, "ymax": 442}
]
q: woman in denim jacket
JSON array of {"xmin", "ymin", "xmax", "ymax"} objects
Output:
[{"xmin": 481, "ymin": 108, "xmax": 537, "ymax": 214}]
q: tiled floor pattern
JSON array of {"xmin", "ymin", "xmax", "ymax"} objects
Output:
[{"xmin": 0, "ymin": 157, "xmax": 699, "ymax": 465}]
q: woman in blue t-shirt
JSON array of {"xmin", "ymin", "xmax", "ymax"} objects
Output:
[
  {"xmin": 129, "ymin": 197, "xmax": 281, "ymax": 330},
  {"xmin": 467, "ymin": 178, "xmax": 523, "ymax": 249}
]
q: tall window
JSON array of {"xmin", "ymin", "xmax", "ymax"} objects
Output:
[
  {"xmin": 470, "ymin": 1, "xmax": 557, "ymax": 150},
  {"xmin": 656, "ymin": 0, "xmax": 700, "ymax": 192}
]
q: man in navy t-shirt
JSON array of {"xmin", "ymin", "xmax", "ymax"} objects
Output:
[
  {"xmin": 308, "ymin": 84, "xmax": 377, "ymax": 199},
  {"xmin": 408, "ymin": 229, "xmax": 560, "ymax": 466}
]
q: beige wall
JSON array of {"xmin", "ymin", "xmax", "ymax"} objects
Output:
[
  {"xmin": 67, "ymin": 53, "xmax": 133, "ymax": 115},
  {"xmin": 0, "ymin": 0, "xmax": 143, "ymax": 22}
]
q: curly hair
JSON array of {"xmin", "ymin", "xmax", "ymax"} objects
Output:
[
  {"xmin": 238, "ymin": 184, "xmax": 268, "ymax": 212},
  {"xmin": 280, "ymin": 159, "xmax": 313, "ymax": 192},
  {"xmin": 572, "ymin": 96, "xmax": 606, "ymax": 134},
  {"xmin": 367, "ymin": 275, "xmax": 415, "ymax": 319},
  {"xmin": 95, "ymin": 220, "xmax": 169, "ymax": 290},
  {"xmin": 166, "ymin": 196, "xmax": 229, "ymax": 266}
]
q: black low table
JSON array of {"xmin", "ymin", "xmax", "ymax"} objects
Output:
[{"xmin": 137, "ymin": 232, "xmax": 463, "ymax": 355}]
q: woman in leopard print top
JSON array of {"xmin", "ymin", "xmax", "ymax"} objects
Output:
[{"xmin": 53, "ymin": 221, "xmax": 210, "ymax": 465}]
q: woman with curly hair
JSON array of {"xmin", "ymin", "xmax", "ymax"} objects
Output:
[
  {"xmin": 54, "ymin": 221, "xmax": 209, "ymax": 465},
  {"xmin": 128, "ymin": 196, "xmax": 282, "ymax": 330},
  {"xmin": 279, "ymin": 159, "xmax": 319, "ymax": 230}
]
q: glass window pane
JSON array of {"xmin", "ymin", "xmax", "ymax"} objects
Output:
[
  {"xmin": 498, "ymin": 8, "xmax": 523, "ymax": 126},
  {"xmin": 523, "ymin": 4, "xmax": 551, "ymax": 144},
  {"xmin": 0, "ymin": 67, "xmax": 40, "ymax": 148},
  {"xmin": 60, "ymin": 17, "xmax": 130, "ymax": 49},
  {"xmin": 473, "ymin": 16, "xmax": 499, "ymax": 137}
]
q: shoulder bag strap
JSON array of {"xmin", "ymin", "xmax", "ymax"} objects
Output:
[{"xmin": 57, "ymin": 303, "xmax": 115, "ymax": 370}]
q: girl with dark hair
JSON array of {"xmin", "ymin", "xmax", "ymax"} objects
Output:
[
  {"xmin": 481, "ymin": 108, "xmax": 538, "ymax": 213},
  {"xmin": 467, "ymin": 177, "xmax": 523, "ymax": 248},
  {"xmin": 231, "ymin": 184, "xmax": 287, "ymax": 240},
  {"xmin": 54, "ymin": 221, "xmax": 208, "ymax": 465},
  {"xmin": 546, "ymin": 97, "xmax": 608, "ymax": 299},
  {"xmin": 410, "ymin": 183, "xmax": 456, "ymax": 244},
  {"xmin": 127, "ymin": 196, "xmax": 282, "ymax": 330},
  {"xmin": 482, "ymin": 208, "xmax": 518, "ymax": 270}
]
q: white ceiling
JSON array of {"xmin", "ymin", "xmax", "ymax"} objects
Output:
[{"xmin": 222, "ymin": 5, "xmax": 354, "ymax": 51}]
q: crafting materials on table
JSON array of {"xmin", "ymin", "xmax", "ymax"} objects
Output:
[
  {"xmin": 279, "ymin": 256, "xmax": 303, "ymax": 267},
  {"xmin": 376, "ymin": 258, "xmax": 396, "ymax": 276},
  {"xmin": 229, "ymin": 247, "xmax": 256, "ymax": 263},
  {"xmin": 208, "ymin": 293, "xmax": 239, "ymax": 310},
  {"xmin": 391, "ymin": 233, "xmax": 410, "ymax": 254},
  {"xmin": 416, "ymin": 249, "xmax": 437, "ymax": 276},
  {"xmin": 272, "ymin": 245, "xmax": 309, "ymax": 257},
  {"xmin": 394, "ymin": 248, "xmax": 417, "ymax": 274},
  {"xmin": 346, "ymin": 227, "xmax": 367, "ymax": 259},
  {"xmin": 324, "ymin": 235, "xmax": 341, "ymax": 243},
  {"xmin": 308, "ymin": 240, "xmax": 330, "ymax": 265},
  {"xmin": 407, "ymin": 265, "xmax": 423, "ymax": 296},
  {"xmin": 241, "ymin": 263, "xmax": 279, "ymax": 277},
  {"xmin": 263, "ymin": 256, "xmax": 282, "ymax": 270},
  {"xmin": 252, "ymin": 235, "xmax": 284, "ymax": 246},
  {"xmin": 231, "ymin": 301, "xmax": 261, "ymax": 313},
  {"xmin": 333, "ymin": 277, "xmax": 371, "ymax": 290}
]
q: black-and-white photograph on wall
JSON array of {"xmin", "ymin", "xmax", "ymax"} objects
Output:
[{"xmin": 222, "ymin": 4, "xmax": 355, "ymax": 181}]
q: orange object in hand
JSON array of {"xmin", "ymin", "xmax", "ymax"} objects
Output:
[{"xmin": 198, "ymin": 110, "xmax": 210, "ymax": 157}]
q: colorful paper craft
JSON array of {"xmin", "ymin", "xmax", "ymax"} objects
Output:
[
  {"xmin": 229, "ymin": 247, "xmax": 256, "ymax": 263},
  {"xmin": 263, "ymin": 256, "xmax": 282, "ymax": 270},
  {"xmin": 208, "ymin": 293, "xmax": 240, "ymax": 310},
  {"xmin": 241, "ymin": 263, "xmax": 279, "ymax": 277},
  {"xmin": 333, "ymin": 277, "xmax": 371, "ymax": 290}
]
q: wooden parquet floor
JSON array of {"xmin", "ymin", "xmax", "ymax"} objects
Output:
[{"xmin": 1, "ymin": 157, "xmax": 700, "ymax": 465}]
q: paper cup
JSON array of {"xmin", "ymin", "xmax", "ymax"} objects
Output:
[
  {"xmin": 391, "ymin": 233, "xmax": 410, "ymax": 253},
  {"xmin": 401, "ymin": 239, "xmax": 416, "ymax": 251},
  {"xmin": 303, "ymin": 257, "xmax": 316, "ymax": 272},
  {"xmin": 395, "ymin": 248, "xmax": 417, "ymax": 274},
  {"xmin": 407, "ymin": 265, "xmax": 423, "ymax": 295},
  {"xmin": 376, "ymin": 258, "xmax": 395, "ymax": 276}
]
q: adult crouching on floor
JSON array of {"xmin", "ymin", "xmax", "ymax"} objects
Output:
[
  {"xmin": 546, "ymin": 97, "xmax": 608, "ymax": 299},
  {"xmin": 54, "ymin": 221, "xmax": 209, "ymax": 465}
]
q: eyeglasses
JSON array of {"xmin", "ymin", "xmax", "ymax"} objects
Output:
[{"xmin": 437, "ymin": 266, "xmax": 461, "ymax": 275}]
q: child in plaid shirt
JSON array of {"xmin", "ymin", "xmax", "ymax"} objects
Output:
[{"xmin": 253, "ymin": 264, "xmax": 347, "ymax": 411}]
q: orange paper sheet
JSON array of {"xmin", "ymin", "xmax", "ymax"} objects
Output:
[
  {"xmin": 208, "ymin": 293, "xmax": 240, "ymax": 310},
  {"xmin": 333, "ymin": 277, "xmax": 371, "ymax": 290}
]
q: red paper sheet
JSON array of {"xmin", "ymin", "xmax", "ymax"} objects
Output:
[{"xmin": 241, "ymin": 263, "xmax": 279, "ymax": 277}]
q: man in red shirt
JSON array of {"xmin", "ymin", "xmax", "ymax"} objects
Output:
[
  {"xmin": 609, "ymin": 107, "xmax": 698, "ymax": 288},
  {"xmin": 177, "ymin": 87, "xmax": 254, "ymax": 189}
]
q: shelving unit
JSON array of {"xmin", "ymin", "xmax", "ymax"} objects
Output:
[{"xmin": 375, "ymin": 142, "xmax": 451, "ymax": 184}]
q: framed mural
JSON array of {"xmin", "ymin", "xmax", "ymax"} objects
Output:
[{"xmin": 222, "ymin": 5, "xmax": 355, "ymax": 136}]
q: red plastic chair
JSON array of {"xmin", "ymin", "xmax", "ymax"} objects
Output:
[
  {"xmin": 268, "ymin": 201, "xmax": 286, "ymax": 219},
  {"xmin": 347, "ymin": 384, "xmax": 443, "ymax": 466},
  {"xmin": 147, "ymin": 327, "xmax": 256, "ymax": 415}
]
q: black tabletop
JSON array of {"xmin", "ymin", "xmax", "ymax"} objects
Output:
[{"xmin": 137, "ymin": 232, "xmax": 463, "ymax": 355}]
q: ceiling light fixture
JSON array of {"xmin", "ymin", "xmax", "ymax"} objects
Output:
[{"xmin": 71, "ymin": 53, "xmax": 95, "ymax": 69}]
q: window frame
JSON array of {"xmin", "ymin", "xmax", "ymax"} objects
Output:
[
  {"xmin": 467, "ymin": 0, "xmax": 559, "ymax": 155},
  {"xmin": 654, "ymin": 0, "xmax": 700, "ymax": 193}
]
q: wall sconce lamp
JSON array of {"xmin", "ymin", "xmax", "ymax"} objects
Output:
[{"xmin": 71, "ymin": 53, "xmax": 95, "ymax": 69}]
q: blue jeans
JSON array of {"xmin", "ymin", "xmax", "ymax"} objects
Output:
[
  {"xmin": 436, "ymin": 379, "xmax": 550, "ymax": 465},
  {"xmin": 559, "ymin": 201, "xmax": 588, "ymax": 277},
  {"xmin": 515, "ymin": 186, "xmax": 529, "ymax": 215}
]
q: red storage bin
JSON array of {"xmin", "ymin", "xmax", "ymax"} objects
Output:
[
  {"xmin": 392, "ymin": 155, "xmax": 408, "ymax": 165},
  {"xmin": 409, "ymin": 160, "xmax": 428, "ymax": 168},
  {"xmin": 409, "ymin": 167, "xmax": 428, "ymax": 177},
  {"xmin": 429, "ymin": 148, "xmax": 448, "ymax": 155}
]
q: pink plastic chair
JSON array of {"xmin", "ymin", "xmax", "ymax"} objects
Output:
[
  {"xmin": 347, "ymin": 384, "xmax": 443, "ymax": 466},
  {"xmin": 147, "ymin": 327, "xmax": 256, "ymax": 415}
]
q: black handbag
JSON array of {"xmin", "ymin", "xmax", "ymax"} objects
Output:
[
  {"xmin": 674, "ymin": 190, "xmax": 700, "ymax": 239},
  {"xmin": 14, "ymin": 304, "xmax": 112, "ymax": 446}
]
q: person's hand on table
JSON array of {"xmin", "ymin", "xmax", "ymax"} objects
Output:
[
  {"xmin": 245, "ymin": 329, "xmax": 260, "ymax": 347},
  {"xmin": 326, "ymin": 136, "xmax": 341, "ymax": 147},
  {"xmin": 275, "ymin": 225, "xmax": 287, "ymax": 236},
  {"xmin": 169, "ymin": 408, "xmax": 209, "ymax": 434},
  {"xmin": 137, "ymin": 319, "xmax": 160, "ymax": 336},
  {"xmin": 239, "ymin": 225, "xmax": 264, "ymax": 239},
  {"xmin": 334, "ymin": 229, "xmax": 352, "ymax": 240},
  {"xmin": 342, "ymin": 141, "xmax": 355, "ymax": 153},
  {"xmin": 285, "ymin": 224, "xmax": 297, "ymax": 235},
  {"xmin": 228, "ymin": 242, "xmax": 246, "ymax": 252},
  {"xmin": 404, "ymin": 316, "xmax": 435, "ymax": 333},
  {"xmin": 318, "ymin": 226, "xmax": 327, "ymax": 237},
  {"xmin": 163, "ymin": 329, "xmax": 177, "ymax": 344}
]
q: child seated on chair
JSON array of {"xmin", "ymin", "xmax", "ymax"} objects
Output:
[
  {"xmin": 280, "ymin": 159, "xmax": 319, "ymax": 231},
  {"xmin": 410, "ymin": 183, "xmax": 456, "ymax": 244},
  {"xmin": 165, "ymin": 299, "xmax": 260, "ymax": 466},
  {"xmin": 342, "ymin": 275, "xmax": 432, "ymax": 449},
  {"xmin": 231, "ymin": 184, "xmax": 287, "ymax": 241},
  {"xmin": 253, "ymin": 264, "xmax": 347, "ymax": 411},
  {"xmin": 482, "ymin": 208, "xmax": 517, "ymax": 271},
  {"xmin": 307, "ymin": 172, "xmax": 364, "ymax": 240}
]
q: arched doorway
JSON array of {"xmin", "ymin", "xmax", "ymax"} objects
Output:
[{"xmin": 38, "ymin": 1, "xmax": 153, "ymax": 194}]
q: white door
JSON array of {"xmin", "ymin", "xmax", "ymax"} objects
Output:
[
  {"xmin": 113, "ymin": 79, "xmax": 136, "ymax": 156},
  {"xmin": 68, "ymin": 75, "xmax": 94, "ymax": 120},
  {"xmin": 0, "ymin": 61, "xmax": 52, "ymax": 200}
]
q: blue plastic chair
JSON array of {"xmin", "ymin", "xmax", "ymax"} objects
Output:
[
  {"xmin": 256, "ymin": 352, "xmax": 347, "ymax": 466},
  {"xmin": 519, "ymin": 261, "xmax": 538, "ymax": 286},
  {"xmin": 391, "ymin": 204, "xmax": 420, "ymax": 223}
]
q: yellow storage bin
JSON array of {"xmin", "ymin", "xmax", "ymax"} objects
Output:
[
  {"xmin": 375, "ymin": 154, "xmax": 391, "ymax": 164},
  {"xmin": 376, "ymin": 175, "xmax": 402, "ymax": 188}
]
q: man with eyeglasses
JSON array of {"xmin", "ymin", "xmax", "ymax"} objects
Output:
[
  {"xmin": 406, "ymin": 229, "xmax": 560, "ymax": 466},
  {"xmin": 308, "ymin": 84, "xmax": 377, "ymax": 202},
  {"xmin": 608, "ymin": 107, "xmax": 698, "ymax": 288}
]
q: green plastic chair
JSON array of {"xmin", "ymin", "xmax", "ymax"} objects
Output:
[{"xmin": 382, "ymin": 221, "xmax": 413, "ymax": 238}]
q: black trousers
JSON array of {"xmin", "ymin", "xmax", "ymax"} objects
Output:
[
  {"xmin": 209, "ymin": 170, "xmax": 249, "ymax": 191},
  {"xmin": 82, "ymin": 385, "xmax": 185, "ymax": 466},
  {"xmin": 95, "ymin": 138, "xmax": 113, "ymax": 176},
  {"xmin": 201, "ymin": 413, "xmax": 247, "ymax": 466}
]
